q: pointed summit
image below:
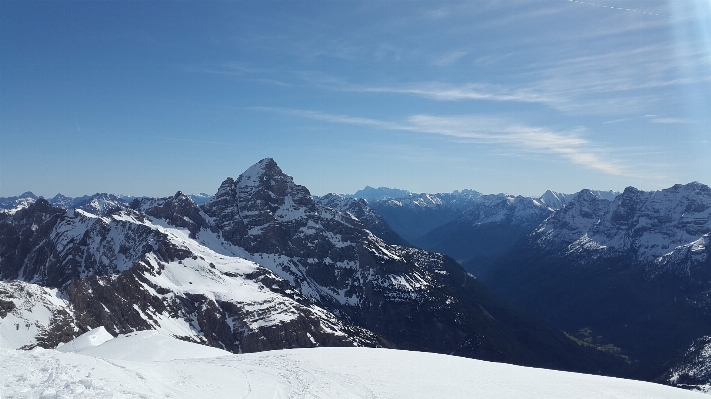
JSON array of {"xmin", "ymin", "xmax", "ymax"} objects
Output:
[
  {"xmin": 19, "ymin": 191, "xmax": 37, "ymax": 199},
  {"xmin": 235, "ymin": 158, "xmax": 298, "ymax": 199},
  {"xmin": 572, "ymin": 188, "xmax": 603, "ymax": 202},
  {"xmin": 539, "ymin": 190, "xmax": 569, "ymax": 210},
  {"xmin": 202, "ymin": 158, "xmax": 318, "ymax": 244},
  {"xmin": 239, "ymin": 157, "xmax": 279, "ymax": 181}
]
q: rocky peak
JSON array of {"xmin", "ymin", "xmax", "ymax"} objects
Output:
[
  {"xmin": 0, "ymin": 192, "xmax": 39, "ymax": 213},
  {"xmin": 531, "ymin": 190, "xmax": 612, "ymax": 252},
  {"xmin": 237, "ymin": 158, "xmax": 315, "ymax": 222},
  {"xmin": 55, "ymin": 193, "xmax": 128, "ymax": 216},
  {"xmin": 609, "ymin": 187, "xmax": 643, "ymax": 224},
  {"xmin": 214, "ymin": 177, "xmax": 236, "ymax": 197},
  {"xmin": 167, "ymin": 191, "xmax": 198, "ymax": 208},
  {"xmin": 203, "ymin": 159, "xmax": 318, "ymax": 237},
  {"xmin": 0, "ymin": 198, "xmax": 62, "ymax": 228},
  {"xmin": 531, "ymin": 183, "xmax": 711, "ymax": 274},
  {"xmin": 49, "ymin": 194, "xmax": 73, "ymax": 208},
  {"xmin": 605, "ymin": 183, "xmax": 711, "ymax": 233},
  {"xmin": 570, "ymin": 189, "xmax": 610, "ymax": 215},
  {"xmin": 140, "ymin": 192, "xmax": 208, "ymax": 237},
  {"xmin": 19, "ymin": 191, "xmax": 38, "ymax": 199},
  {"xmin": 236, "ymin": 158, "xmax": 291, "ymax": 200},
  {"xmin": 539, "ymin": 190, "xmax": 573, "ymax": 210}
]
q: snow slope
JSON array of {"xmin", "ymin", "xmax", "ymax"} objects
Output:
[
  {"xmin": 0, "ymin": 331, "xmax": 705, "ymax": 399},
  {"xmin": 57, "ymin": 327, "xmax": 230, "ymax": 361},
  {"xmin": 55, "ymin": 327, "xmax": 114, "ymax": 354},
  {"xmin": 0, "ymin": 280, "xmax": 74, "ymax": 350}
]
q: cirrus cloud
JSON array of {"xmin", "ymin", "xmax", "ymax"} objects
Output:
[{"xmin": 252, "ymin": 107, "xmax": 646, "ymax": 178}]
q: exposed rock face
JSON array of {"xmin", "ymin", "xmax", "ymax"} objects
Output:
[
  {"xmin": 0, "ymin": 280, "xmax": 76, "ymax": 349},
  {"xmin": 667, "ymin": 335, "xmax": 711, "ymax": 393},
  {"xmin": 139, "ymin": 192, "xmax": 212, "ymax": 238}
]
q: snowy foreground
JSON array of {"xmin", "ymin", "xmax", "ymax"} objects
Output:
[{"xmin": 0, "ymin": 328, "xmax": 705, "ymax": 399}]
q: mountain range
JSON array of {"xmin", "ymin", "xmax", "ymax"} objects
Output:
[
  {"xmin": 0, "ymin": 158, "xmax": 624, "ymax": 377},
  {"xmin": 332, "ymin": 182, "xmax": 711, "ymax": 391},
  {"xmin": 479, "ymin": 184, "xmax": 711, "ymax": 388},
  {"xmin": 3, "ymin": 160, "xmax": 711, "ymax": 392}
]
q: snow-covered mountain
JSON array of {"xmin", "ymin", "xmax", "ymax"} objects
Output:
[
  {"xmin": 0, "ymin": 192, "xmax": 212, "ymax": 215},
  {"xmin": 0, "ymin": 192, "xmax": 129, "ymax": 216},
  {"xmin": 1, "ymin": 328, "xmax": 703, "ymax": 399},
  {"xmin": 532, "ymin": 183, "xmax": 710, "ymax": 275},
  {"xmin": 0, "ymin": 191, "xmax": 39, "ymax": 214},
  {"xmin": 480, "ymin": 182, "xmax": 711, "ymax": 387},
  {"xmin": 195, "ymin": 159, "xmax": 624, "ymax": 369},
  {"xmin": 187, "ymin": 193, "xmax": 212, "ymax": 204},
  {"xmin": 0, "ymin": 158, "xmax": 626, "ymax": 375},
  {"xmin": 362, "ymin": 188, "xmax": 616, "ymax": 266},
  {"xmin": 0, "ymin": 194, "xmax": 377, "ymax": 352}
]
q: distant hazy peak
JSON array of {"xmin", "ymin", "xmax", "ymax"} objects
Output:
[
  {"xmin": 19, "ymin": 191, "xmax": 38, "ymax": 199},
  {"xmin": 347, "ymin": 186, "xmax": 411, "ymax": 200}
]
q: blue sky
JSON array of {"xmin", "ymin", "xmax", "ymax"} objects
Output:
[{"xmin": 1, "ymin": 1, "xmax": 710, "ymax": 197}]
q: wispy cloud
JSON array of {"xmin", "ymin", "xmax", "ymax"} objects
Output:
[
  {"xmin": 603, "ymin": 118, "xmax": 631, "ymax": 124},
  {"xmin": 185, "ymin": 62, "xmax": 293, "ymax": 87},
  {"xmin": 298, "ymin": 37, "xmax": 710, "ymax": 116},
  {"xmin": 424, "ymin": 41, "xmax": 705, "ymax": 113},
  {"xmin": 250, "ymin": 107, "xmax": 408, "ymax": 131},
  {"xmin": 343, "ymin": 82, "xmax": 562, "ymax": 105},
  {"xmin": 473, "ymin": 3, "xmax": 570, "ymax": 30},
  {"xmin": 473, "ymin": 53, "xmax": 513, "ymax": 67},
  {"xmin": 294, "ymin": 73, "xmax": 564, "ymax": 106},
  {"xmin": 651, "ymin": 118, "xmax": 692, "ymax": 124},
  {"xmin": 253, "ymin": 107, "xmax": 641, "ymax": 177},
  {"xmin": 405, "ymin": 114, "xmax": 624, "ymax": 176}
]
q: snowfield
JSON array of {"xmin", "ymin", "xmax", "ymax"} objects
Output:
[{"xmin": 1, "ymin": 328, "xmax": 705, "ymax": 399}]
